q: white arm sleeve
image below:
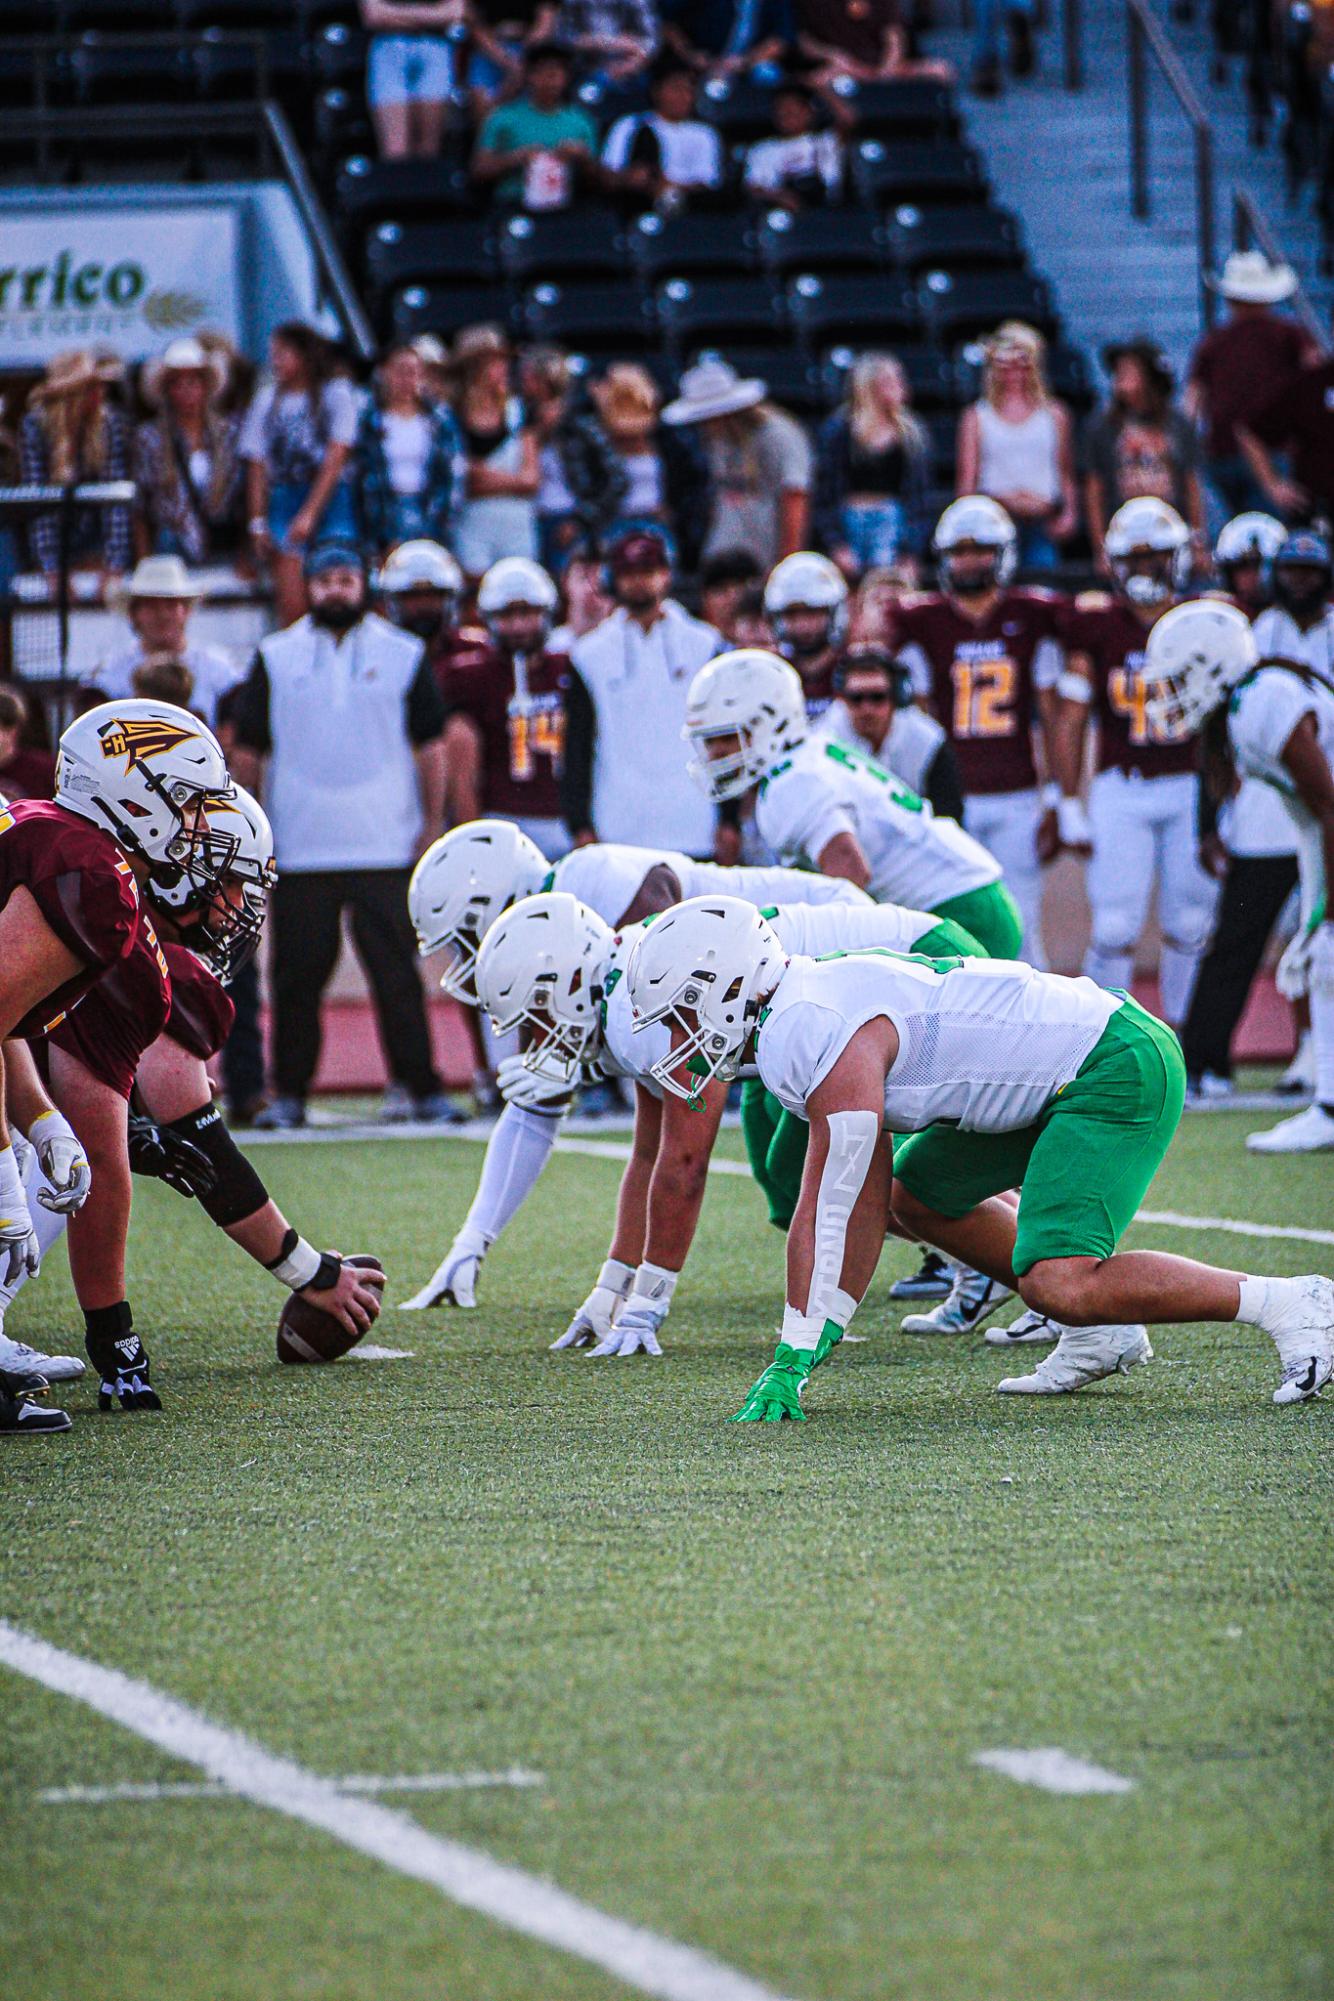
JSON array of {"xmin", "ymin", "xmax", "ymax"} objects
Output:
[
  {"xmin": 457, "ymin": 1102, "xmax": 564, "ymax": 1253},
  {"xmin": 788, "ymin": 1108, "xmax": 881, "ymax": 1348}
]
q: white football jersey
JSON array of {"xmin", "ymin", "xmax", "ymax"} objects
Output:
[
  {"xmin": 819, "ymin": 701, "xmax": 946, "ymax": 801},
  {"xmin": 600, "ymin": 898, "xmax": 942, "ymax": 1096},
  {"xmin": 548, "ymin": 842, "xmax": 871, "ymax": 926},
  {"xmin": 1228, "ymin": 664, "xmax": 1334, "ymax": 916},
  {"xmin": 754, "ymin": 735, "xmax": 999, "ymax": 911},
  {"xmin": 757, "ymin": 951, "xmax": 1119, "ymax": 1133}
]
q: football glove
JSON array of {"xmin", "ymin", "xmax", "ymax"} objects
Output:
[
  {"xmin": 29, "ymin": 1112, "xmax": 92, "ymax": 1216},
  {"xmin": 85, "ymin": 1328, "xmax": 161, "ymax": 1413},
  {"xmin": 589, "ymin": 1261, "xmax": 676, "ymax": 1358},
  {"xmin": 496, "ymin": 1053, "xmax": 574, "ymax": 1113},
  {"xmin": 126, "ymin": 1114, "xmax": 217, "ymax": 1200},
  {"xmin": 730, "ymin": 1343, "xmax": 815, "ymax": 1422},
  {"xmin": 0, "ymin": 1146, "xmax": 40, "ymax": 1288},
  {"xmin": 399, "ymin": 1234, "xmax": 486, "ymax": 1309},
  {"xmin": 552, "ymin": 1257, "xmax": 635, "ymax": 1349},
  {"xmin": 1275, "ymin": 929, "xmax": 1313, "ymax": 1001}
]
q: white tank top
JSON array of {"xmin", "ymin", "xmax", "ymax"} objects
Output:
[
  {"xmin": 975, "ymin": 401, "xmax": 1061, "ymax": 507},
  {"xmin": 757, "ymin": 951, "xmax": 1119, "ymax": 1132}
]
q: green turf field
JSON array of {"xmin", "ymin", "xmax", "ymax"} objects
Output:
[{"xmin": 2, "ymin": 1109, "xmax": 1331, "ymax": 2001}]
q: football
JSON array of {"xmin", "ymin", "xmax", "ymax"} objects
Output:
[{"xmin": 275, "ymin": 1254, "xmax": 384, "ymax": 1365}]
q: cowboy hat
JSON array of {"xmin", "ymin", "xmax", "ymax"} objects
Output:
[
  {"xmin": 121, "ymin": 554, "xmax": 207, "ymax": 602},
  {"xmin": 1209, "ymin": 250, "xmax": 1297, "ymax": 304},
  {"xmin": 28, "ymin": 348, "xmax": 123, "ymax": 403},
  {"xmin": 662, "ymin": 357, "xmax": 766, "ymax": 425},
  {"xmin": 140, "ymin": 336, "xmax": 229, "ymax": 409}
]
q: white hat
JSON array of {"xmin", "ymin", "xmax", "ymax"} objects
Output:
[
  {"xmin": 662, "ymin": 357, "xmax": 766, "ymax": 426},
  {"xmin": 1210, "ymin": 250, "xmax": 1298, "ymax": 304},
  {"xmin": 123, "ymin": 554, "xmax": 206, "ymax": 601},
  {"xmin": 140, "ymin": 336, "xmax": 229, "ymax": 408}
]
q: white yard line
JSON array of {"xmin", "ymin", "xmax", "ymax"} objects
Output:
[
  {"xmin": 0, "ymin": 1623, "xmax": 797, "ymax": 2001},
  {"xmin": 41, "ymin": 1768, "xmax": 545, "ymax": 1806},
  {"xmin": 348, "ymin": 1344, "xmax": 416, "ymax": 1362},
  {"xmin": 972, "ymin": 1748, "xmax": 1135, "ymax": 1795}
]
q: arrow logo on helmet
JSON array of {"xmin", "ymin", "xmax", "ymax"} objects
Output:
[{"xmin": 97, "ymin": 716, "xmax": 199, "ymax": 767}]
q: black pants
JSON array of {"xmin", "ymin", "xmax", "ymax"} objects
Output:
[
  {"xmin": 1180, "ymin": 853, "xmax": 1299, "ymax": 1079},
  {"xmin": 269, "ymin": 868, "xmax": 441, "ymax": 1103},
  {"xmin": 221, "ymin": 956, "xmax": 265, "ymax": 1114}
]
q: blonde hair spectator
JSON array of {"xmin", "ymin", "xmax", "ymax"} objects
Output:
[{"xmin": 956, "ymin": 320, "xmax": 1078, "ymax": 572}]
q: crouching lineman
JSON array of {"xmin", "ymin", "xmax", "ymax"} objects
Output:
[
  {"xmin": 466, "ymin": 888, "xmax": 985, "ymax": 1355},
  {"xmin": 1142, "ymin": 597, "xmax": 1334, "ymax": 1153},
  {"xmin": 0, "ymin": 698, "xmax": 234, "ymax": 1433},
  {"xmin": 398, "ymin": 819, "xmax": 873, "ymax": 1310},
  {"xmin": 1, "ymin": 786, "xmax": 386, "ymax": 1399},
  {"xmin": 625, "ymin": 898, "xmax": 1333, "ymax": 1413}
]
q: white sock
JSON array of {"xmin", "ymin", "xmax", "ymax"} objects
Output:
[
  {"xmin": 1158, "ymin": 940, "xmax": 1204, "ymax": 1029},
  {"xmin": 459, "ymin": 1102, "xmax": 563, "ymax": 1252},
  {"xmin": 0, "ymin": 1163, "xmax": 71, "ymax": 1316},
  {"xmin": 1084, "ymin": 946, "xmax": 1134, "ymax": 994},
  {"xmin": 1235, "ymin": 1274, "xmax": 1276, "ymax": 1328},
  {"xmin": 1311, "ymin": 985, "xmax": 1334, "ymax": 1108}
]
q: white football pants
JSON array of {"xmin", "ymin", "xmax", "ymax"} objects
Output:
[
  {"xmin": 963, "ymin": 786, "xmax": 1045, "ymax": 965},
  {"xmin": 1084, "ymin": 768, "xmax": 1219, "ymax": 1026}
]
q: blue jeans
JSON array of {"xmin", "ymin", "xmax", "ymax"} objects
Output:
[
  {"xmin": 268, "ymin": 480, "xmax": 358, "ymax": 553},
  {"xmin": 1015, "ymin": 519, "xmax": 1059, "ymax": 572},
  {"xmin": 974, "ymin": 0, "xmax": 1035, "ymax": 63},
  {"xmin": 841, "ymin": 500, "xmax": 906, "ymax": 573}
]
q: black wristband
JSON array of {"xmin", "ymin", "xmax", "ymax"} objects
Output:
[{"xmin": 307, "ymin": 1251, "xmax": 343, "ymax": 1292}]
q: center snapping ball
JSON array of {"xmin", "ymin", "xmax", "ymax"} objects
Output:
[{"xmin": 276, "ymin": 1254, "xmax": 384, "ymax": 1364}]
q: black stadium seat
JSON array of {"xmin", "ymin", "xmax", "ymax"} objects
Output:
[
  {"xmin": 886, "ymin": 204, "xmax": 1023, "ymax": 275},
  {"xmin": 686, "ymin": 344, "xmax": 827, "ymax": 415},
  {"xmin": 312, "ymin": 20, "xmax": 367, "ymax": 87},
  {"xmin": 629, "ymin": 209, "xmax": 757, "ymax": 282},
  {"xmin": 65, "ymin": 0, "xmax": 181, "ymax": 27},
  {"xmin": 922, "ymin": 268, "xmax": 1058, "ymax": 344},
  {"xmin": 828, "ymin": 76, "xmax": 958, "ymax": 142},
  {"xmin": 787, "ymin": 271, "xmax": 923, "ymax": 352},
  {"xmin": 177, "ymin": 0, "xmax": 293, "ymax": 23},
  {"xmin": 852, "ymin": 139, "xmax": 987, "ymax": 208},
  {"xmin": 364, "ymin": 217, "xmax": 496, "ymax": 310},
  {"xmin": 497, "ymin": 206, "xmax": 625, "ymax": 284},
  {"xmin": 335, "ymin": 156, "xmax": 479, "ymax": 228},
  {"xmin": 697, "ymin": 73, "xmax": 778, "ymax": 146},
  {"xmin": 656, "ymin": 275, "xmax": 785, "ymax": 355},
  {"xmin": 194, "ymin": 26, "xmax": 303, "ymax": 99},
  {"xmin": 522, "ymin": 280, "xmax": 656, "ymax": 353},
  {"xmin": 757, "ymin": 207, "xmax": 887, "ymax": 278},
  {"xmin": 71, "ymin": 34, "xmax": 193, "ymax": 105},
  {"xmin": 390, "ymin": 280, "xmax": 516, "ymax": 343}
]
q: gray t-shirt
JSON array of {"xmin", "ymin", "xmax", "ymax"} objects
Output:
[
  {"xmin": 702, "ymin": 406, "xmax": 813, "ymax": 569},
  {"xmin": 1082, "ymin": 405, "xmax": 1198, "ymax": 521}
]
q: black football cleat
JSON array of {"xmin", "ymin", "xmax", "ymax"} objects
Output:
[{"xmin": 0, "ymin": 1369, "xmax": 72, "ymax": 1435}]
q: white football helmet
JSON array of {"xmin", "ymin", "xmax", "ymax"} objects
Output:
[
  {"xmin": 626, "ymin": 895, "xmax": 787, "ymax": 1106},
  {"xmin": 477, "ymin": 556, "xmax": 559, "ymax": 651},
  {"xmin": 1214, "ymin": 510, "xmax": 1286, "ymax": 572},
  {"xmin": 1104, "ymin": 496, "xmax": 1192, "ymax": 606},
  {"xmin": 684, "ymin": 648, "xmax": 807, "ymax": 802},
  {"xmin": 408, "ymin": 819, "xmax": 547, "ymax": 1001},
  {"xmin": 166, "ymin": 784, "xmax": 277, "ymax": 981},
  {"xmin": 474, "ymin": 891, "xmax": 614, "ymax": 1087},
  {"xmin": 55, "ymin": 698, "xmax": 235, "ymax": 895},
  {"xmin": 933, "ymin": 495, "xmax": 1017, "ymax": 591},
  {"xmin": 380, "ymin": 539, "xmax": 464, "ymax": 597},
  {"xmin": 1142, "ymin": 598, "xmax": 1258, "ymax": 737},
  {"xmin": 764, "ymin": 551, "xmax": 848, "ymax": 656}
]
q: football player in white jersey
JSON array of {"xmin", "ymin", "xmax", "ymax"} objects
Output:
[
  {"xmin": 397, "ymin": 820, "xmax": 872, "ymax": 1312},
  {"xmin": 465, "ymin": 888, "xmax": 987, "ymax": 1355},
  {"xmin": 684, "ymin": 648, "xmax": 1025, "ymax": 959},
  {"xmin": 626, "ymin": 897, "xmax": 1334, "ymax": 1412},
  {"xmin": 1143, "ymin": 596, "xmax": 1334, "ymax": 1152}
]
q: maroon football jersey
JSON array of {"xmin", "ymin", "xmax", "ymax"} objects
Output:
[
  {"xmin": 793, "ymin": 655, "xmax": 839, "ymax": 723},
  {"xmin": 441, "ymin": 645, "xmax": 569, "ymax": 820},
  {"xmin": 47, "ymin": 912, "xmax": 172, "ymax": 1099},
  {"xmin": 1062, "ymin": 595, "xmax": 1195, "ymax": 778},
  {"xmin": 427, "ymin": 623, "xmax": 492, "ymax": 699},
  {"xmin": 163, "ymin": 943, "xmax": 235, "ymax": 1061},
  {"xmin": 0, "ymin": 799, "xmax": 140, "ymax": 1039},
  {"xmin": 893, "ymin": 589, "xmax": 1062, "ymax": 795}
]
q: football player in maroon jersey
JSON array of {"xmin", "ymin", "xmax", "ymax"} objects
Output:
[
  {"xmin": 892, "ymin": 496, "xmax": 1067, "ymax": 963},
  {"xmin": 1050, "ymin": 496, "xmax": 1214, "ymax": 1028},
  {"xmin": 763, "ymin": 550, "xmax": 849, "ymax": 721},
  {"xmin": 441, "ymin": 556, "xmax": 570, "ymax": 862}
]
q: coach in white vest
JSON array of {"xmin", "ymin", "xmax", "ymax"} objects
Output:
[
  {"xmin": 231, "ymin": 541, "xmax": 455, "ymax": 1129},
  {"xmin": 561, "ymin": 523, "xmax": 721, "ymax": 855}
]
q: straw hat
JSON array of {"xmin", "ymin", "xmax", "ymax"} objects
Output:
[
  {"xmin": 1210, "ymin": 250, "xmax": 1297, "ymax": 304},
  {"xmin": 661, "ymin": 357, "xmax": 766, "ymax": 425},
  {"xmin": 140, "ymin": 336, "xmax": 229, "ymax": 409},
  {"xmin": 28, "ymin": 348, "xmax": 122, "ymax": 403}
]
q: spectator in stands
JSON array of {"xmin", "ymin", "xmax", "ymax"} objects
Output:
[
  {"xmin": 1084, "ymin": 336, "xmax": 1205, "ymax": 560},
  {"xmin": 472, "ymin": 40, "xmax": 599, "ymax": 206},
  {"xmin": 660, "ymin": 0, "xmax": 793, "ymax": 77},
  {"xmin": 589, "ymin": 361, "xmax": 711, "ymax": 567},
  {"xmin": 458, "ymin": 2, "xmax": 560, "ymax": 116},
  {"xmin": 730, "ymin": 583, "xmax": 771, "ymax": 644},
  {"xmin": 743, "ymin": 75, "xmax": 850, "ymax": 209},
  {"xmin": 602, "ymin": 51, "xmax": 723, "ymax": 204},
  {"xmin": 411, "ymin": 332, "xmax": 454, "ymax": 407},
  {"xmin": 1237, "ymin": 333, "xmax": 1334, "ymax": 527},
  {"xmin": 1186, "ymin": 251, "xmax": 1317, "ymax": 523},
  {"xmin": 562, "ymin": 520, "xmax": 722, "ymax": 850},
  {"xmin": 550, "ymin": 540, "xmax": 612, "ymax": 647},
  {"xmin": 956, "ymin": 321, "xmax": 1077, "ymax": 571},
  {"xmin": 450, "ymin": 323, "xmax": 541, "ymax": 576},
  {"xmin": 814, "ymin": 352, "xmax": 931, "ymax": 579},
  {"xmin": 362, "ymin": 0, "xmax": 466, "ymax": 159},
  {"xmin": 0, "ymin": 683, "xmax": 54, "ymax": 800},
  {"xmin": 696, "ymin": 547, "xmax": 763, "ymax": 638},
  {"xmin": 795, "ymin": 0, "xmax": 951, "ymax": 83},
  {"xmin": 519, "ymin": 346, "xmax": 627, "ymax": 568},
  {"xmin": 19, "ymin": 349, "xmax": 132, "ymax": 595},
  {"xmin": 662, "ymin": 357, "xmax": 811, "ymax": 568},
  {"xmin": 356, "ymin": 341, "xmax": 463, "ymax": 560},
  {"xmin": 849, "ymin": 560, "xmax": 913, "ymax": 644},
  {"xmin": 81, "ymin": 555, "xmax": 241, "ymax": 728},
  {"xmin": 970, "ymin": 0, "xmax": 1037, "ymax": 97},
  {"xmin": 231, "ymin": 542, "xmax": 454, "ymax": 1131},
  {"xmin": 557, "ymin": 0, "xmax": 659, "ymax": 77},
  {"xmin": 133, "ymin": 337, "xmax": 244, "ymax": 568},
  {"xmin": 241, "ymin": 322, "xmax": 359, "ymax": 629}
]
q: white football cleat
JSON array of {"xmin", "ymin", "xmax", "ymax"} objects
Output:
[
  {"xmin": 1258, "ymin": 1274, "xmax": 1334, "ymax": 1404},
  {"xmin": 1246, "ymin": 1105, "xmax": 1334, "ymax": 1154},
  {"xmin": 985, "ymin": 1307, "xmax": 1059, "ymax": 1346},
  {"xmin": 0, "ymin": 1331, "xmax": 85, "ymax": 1382},
  {"xmin": 996, "ymin": 1323, "xmax": 1152, "ymax": 1394},
  {"xmin": 1276, "ymin": 1031, "xmax": 1315, "ymax": 1096},
  {"xmin": 901, "ymin": 1267, "xmax": 1014, "ymax": 1334}
]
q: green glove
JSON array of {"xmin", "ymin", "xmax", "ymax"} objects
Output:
[
  {"xmin": 812, "ymin": 1318, "xmax": 843, "ymax": 1369},
  {"xmin": 730, "ymin": 1342, "xmax": 816, "ymax": 1423}
]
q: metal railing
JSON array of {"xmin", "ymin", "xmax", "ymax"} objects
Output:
[
  {"xmin": 1233, "ymin": 186, "xmax": 1329, "ymax": 353},
  {"xmin": 0, "ymin": 99, "xmax": 375, "ymax": 366},
  {"xmin": 1062, "ymin": 0, "xmax": 1084, "ymax": 91},
  {"xmin": 1126, "ymin": 0, "xmax": 1217, "ymax": 328}
]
